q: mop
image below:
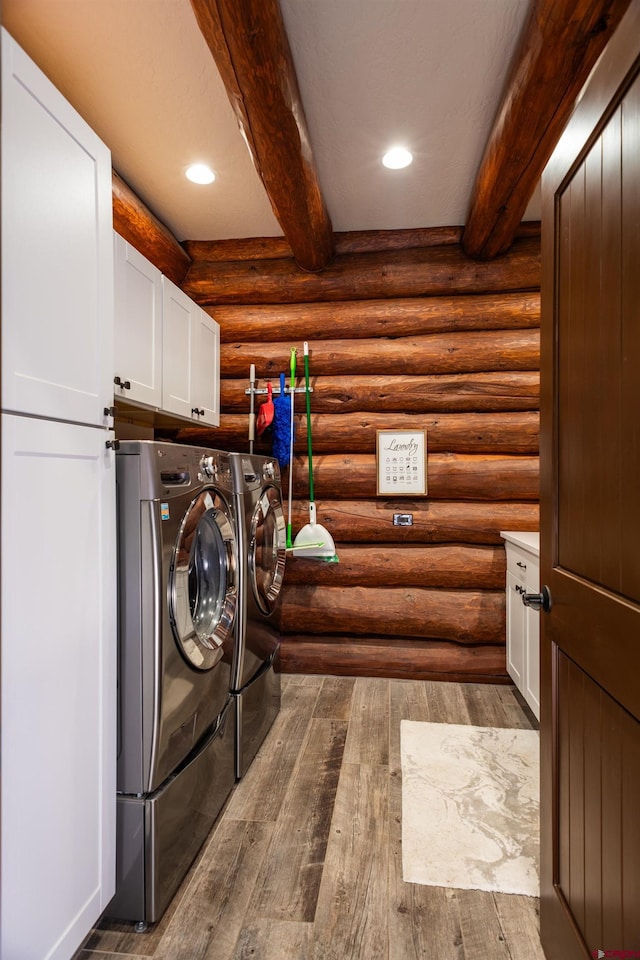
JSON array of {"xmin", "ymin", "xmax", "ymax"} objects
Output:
[
  {"xmin": 285, "ymin": 348, "xmax": 297, "ymax": 550},
  {"xmin": 272, "ymin": 372, "xmax": 292, "ymax": 466},
  {"xmin": 292, "ymin": 342, "xmax": 339, "ymax": 562}
]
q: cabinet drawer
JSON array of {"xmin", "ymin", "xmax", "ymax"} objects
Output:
[{"xmin": 505, "ymin": 542, "xmax": 539, "ymax": 590}]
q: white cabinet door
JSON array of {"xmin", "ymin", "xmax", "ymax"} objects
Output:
[
  {"xmin": 1, "ymin": 414, "xmax": 117, "ymax": 960},
  {"xmin": 162, "ymin": 277, "xmax": 220, "ymax": 426},
  {"xmin": 193, "ymin": 307, "xmax": 220, "ymax": 426},
  {"xmin": 506, "ymin": 571, "xmax": 526, "ymax": 690},
  {"xmin": 524, "ymin": 607, "xmax": 541, "ymax": 720},
  {"xmin": 114, "ymin": 233, "xmax": 163, "ymax": 408},
  {"xmin": 1, "ymin": 29, "xmax": 113, "ymax": 426},
  {"xmin": 162, "ymin": 276, "xmax": 196, "ymax": 420}
]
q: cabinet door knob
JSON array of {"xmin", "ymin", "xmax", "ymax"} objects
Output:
[
  {"xmin": 522, "ymin": 585, "xmax": 551, "ymax": 613},
  {"xmin": 114, "ymin": 376, "xmax": 131, "ymax": 390},
  {"xmin": 192, "ymin": 407, "xmax": 205, "ymax": 416},
  {"xmin": 516, "ymin": 561, "xmax": 527, "ymax": 569},
  {"xmin": 106, "ymin": 439, "xmax": 120, "ymax": 451}
]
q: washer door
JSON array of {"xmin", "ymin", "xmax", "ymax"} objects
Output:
[
  {"xmin": 170, "ymin": 489, "xmax": 237, "ymax": 670},
  {"xmin": 249, "ymin": 484, "xmax": 286, "ymax": 615}
]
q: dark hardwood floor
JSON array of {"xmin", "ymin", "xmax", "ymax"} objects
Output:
[{"xmin": 75, "ymin": 676, "xmax": 544, "ymax": 960}]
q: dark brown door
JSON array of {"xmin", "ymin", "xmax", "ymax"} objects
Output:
[{"xmin": 540, "ymin": 3, "xmax": 640, "ymax": 957}]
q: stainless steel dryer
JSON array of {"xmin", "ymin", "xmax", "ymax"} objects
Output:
[
  {"xmin": 230, "ymin": 453, "xmax": 287, "ymax": 779},
  {"xmin": 108, "ymin": 441, "xmax": 238, "ymax": 927}
]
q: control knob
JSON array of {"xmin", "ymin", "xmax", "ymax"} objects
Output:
[{"xmin": 200, "ymin": 455, "xmax": 218, "ymax": 479}]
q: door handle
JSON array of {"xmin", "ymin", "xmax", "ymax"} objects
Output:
[{"xmin": 521, "ymin": 585, "xmax": 552, "ymax": 613}]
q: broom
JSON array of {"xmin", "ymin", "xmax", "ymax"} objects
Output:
[{"xmin": 292, "ymin": 342, "xmax": 339, "ymax": 562}]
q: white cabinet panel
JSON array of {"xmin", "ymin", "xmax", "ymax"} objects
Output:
[
  {"xmin": 162, "ymin": 276, "xmax": 196, "ymax": 420},
  {"xmin": 162, "ymin": 276, "xmax": 220, "ymax": 426},
  {"xmin": 506, "ymin": 571, "xmax": 526, "ymax": 689},
  {"xmin": 523, "ymin": 606, "xmax": 540, "ymax": 719},
  {"xmin": 1, "ymin": 29, "xmax": 113, "ymax": 426},
  {"xmin": 502, "ymin": 531, "xmax": 540, "ymax": 720},
  {"xmin": 193, "ymin": 305, "xmax": 220, "ymax": 426},
  {"xmin": 114, "ymin": 234, "xmax": 162, "ymax": 408},
  {"xmin": 1, "ymin": 414, "xmax": 117, "ymax": 960}
]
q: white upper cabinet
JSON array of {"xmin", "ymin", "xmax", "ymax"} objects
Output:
[
  {"xmin": 114, "ymin": 234, "xmax": 163, "ymax": 408},
  {"xmin": 162, "ymin": 276, "xmax": 220, "ymax": 426},
  {"xmin": 114, "ymin": 241, "xmax": 220, "ymax": 426},
  {"xmin": 1, "ymin": 29, "xmax": 113, "ymax": 426},
  {"xmin": 192, "ymin": 300, "xmax": 221, "ymax": 426}
]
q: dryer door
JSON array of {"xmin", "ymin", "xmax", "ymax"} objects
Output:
[
  {"xmin": 170, "ymin": 489, "xmax": 237, "ymax": 670},
  {"xmin": 249, "ymin": 484, "xmax": 286, "ymax": 615}
]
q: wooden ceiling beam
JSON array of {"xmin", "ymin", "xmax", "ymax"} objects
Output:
[
  {"xmin": 462, "ymin": 0, "xmax": 631, "ymax": 260},
  {"xmin": 189, "ymin": 0, "xmax": 334, "ymax": 272},
  {"xmin": 112, "ymin": 170, "xmax": 191, "ymax": 285}
]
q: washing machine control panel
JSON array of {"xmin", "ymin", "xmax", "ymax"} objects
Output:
[{"xmin": 200, "ymin": 455, "xmax": 219, "ymax": 480}]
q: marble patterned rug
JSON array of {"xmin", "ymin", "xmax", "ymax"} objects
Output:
[{"xmin": 400, "ymin": 721, "xmax": 539, "ymax": 896}]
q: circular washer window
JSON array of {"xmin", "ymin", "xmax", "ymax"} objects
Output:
[
  {"xmin": 170, "ymin": 489, "xmax": 237, "ymax": 670},
  {"xmin": 249, "ymin": 484, "xmax": 286, "ymax": 615}
]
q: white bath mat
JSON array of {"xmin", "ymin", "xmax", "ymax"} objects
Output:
[{"xmin": 400, "ymin": 721, "xmax": 539, "ymax": 896}]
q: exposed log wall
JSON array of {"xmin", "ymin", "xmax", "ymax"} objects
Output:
[
  {"xmin": 182, "ymin": 235, "xmax": 540, "ymax": 304},
  {"xmin": 171, "ymin": 237, "xmax": 540, "ymax": 682}
]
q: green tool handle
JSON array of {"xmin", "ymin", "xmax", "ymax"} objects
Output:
[{"xmin": 303, "ymin": 342, "xmax": 314, "ymax": 503}]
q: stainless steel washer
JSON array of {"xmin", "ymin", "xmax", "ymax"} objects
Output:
[
  {"xmin": 108, "ymin": 441, "xmax": 238, "ymax": 925},
  {"xmin": 230, "ymin": 453, "xmax": 287, "ymax": 779}
]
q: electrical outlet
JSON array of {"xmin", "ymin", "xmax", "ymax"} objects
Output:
[{"xmin": 393, "ymin": 513, "xmax": 413, "ymax": 526}]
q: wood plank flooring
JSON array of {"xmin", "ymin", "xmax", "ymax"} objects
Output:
[{"xmin": 75, "ymin": 676, "xmax": 544, "ymax": 960}]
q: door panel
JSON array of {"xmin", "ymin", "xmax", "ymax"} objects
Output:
[
  {"xmin": 1, "ymin": 29, "xmax": 113, "ymax": 426},
  {"xmin": 1, "ymin": 414, "xmax": 116, "ymax": 960},
  {"xmin": 621, "ymin": 74, "xmax": 640, "ymax": 600},
  {"xmin": 555, "ymin": 654, "xmax": 640, "ymax": 950},
  {"xmin": 540, "ymin": 3, "xmax": 640, "ymax": 957}
]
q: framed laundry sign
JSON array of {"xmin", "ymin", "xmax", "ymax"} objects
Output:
[{"xmin": 376, "ymin": 429, "xmax": 427, "ymax": 496}]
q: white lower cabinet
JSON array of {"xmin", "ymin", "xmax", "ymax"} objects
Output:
[
  {"xmin": 1, "ymin": 414, "xmax": 117, "ymax": 960},
  {"xmin": 501, "ymin": 531, "xmax": 540, "ymax": 720}
]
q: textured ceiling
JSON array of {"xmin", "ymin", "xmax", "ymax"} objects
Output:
[{"xmin": 2, "ymin": 0, "xmax": 540, "ymax": 243}]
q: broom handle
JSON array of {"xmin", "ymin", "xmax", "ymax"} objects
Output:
[
  {"xmin": 286, "ymin": 347, "xmax": 296, "ymax": 549},
  {"xmin": 303, "ymin": 342, "xmax": 314, "ymax": 503},
  {"xmin": 248, "ymin": 363, "xmax": 256, "ymax": 453}
]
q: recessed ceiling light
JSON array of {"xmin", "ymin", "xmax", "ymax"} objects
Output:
[
  {"xmin": 382, "ymin": 147, "xmax": 413, "ymax": 170},
  {"xmin": 186, "ymin": 163, "xmax": 216, "ymax": 184}
]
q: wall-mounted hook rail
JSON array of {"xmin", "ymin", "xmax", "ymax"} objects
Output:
[{"xmin": 245, "ymin": 385, "xmax": 312, "ymax": 396}]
